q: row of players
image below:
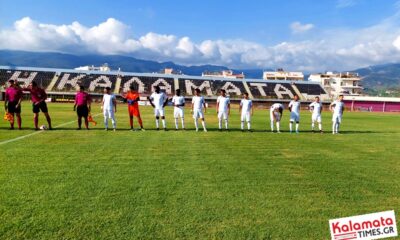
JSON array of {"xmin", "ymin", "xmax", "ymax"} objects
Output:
[{"xmin": 3, "ymin": 80, "xmax": 345, "ymax": 134}]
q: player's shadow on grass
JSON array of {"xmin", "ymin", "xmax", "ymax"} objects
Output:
[
  {"xmin": 17, "ymin": 128, "xmax": 391, "ymax": 134},
  {"xmin": 293, "ymin": 130, "xmax": 386, "ymax": 134}
]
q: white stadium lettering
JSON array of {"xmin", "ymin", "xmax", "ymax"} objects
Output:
[
  {"xmin": 89, "ymin": 76, "xmax": 112, "ymax": 92},
  {"xmin": 221, "ymin": 82, "xmax": 241, "ymax": 96},
  {"xmin": 274, "ymin": 84, "xmax": 294, "ymax": 99},
  {"xmin": 10, "ymin": 71, "xmax": 37, "ymax": 87},
  {"xmin": 57, "ymin": 74, "xmax": 85, "ymax": 90},
  {"xmin": 123, "ymin": 77, "xmax": 145, "ymax": 93},
  {"xmin": 249, "ymin": 83, "xmax": 267, "ymax": 97},
  {"xmin": 151, "ymin": 78, "xmax": 172, "ymax": 94},
  {"xmin": 185, "ymin": 80, "xmax": 213, "ymax": 96}
]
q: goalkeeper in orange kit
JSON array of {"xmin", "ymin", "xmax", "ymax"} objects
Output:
[{"xmin": 123, "ymin": 84, "xmax": 145, "ymax": 131}]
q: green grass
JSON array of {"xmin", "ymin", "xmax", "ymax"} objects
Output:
[{"xmin": 0, "ymin": 103, "xmax": 399, "ymax": 239}]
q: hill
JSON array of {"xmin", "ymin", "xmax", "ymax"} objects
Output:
[
  {"xmin": 352, "ymin": 64, "xmax": 400, "ymax": 96},
  {"xmin": 0, "ymin": 50, "xmax": 264, "ymax": 78}
]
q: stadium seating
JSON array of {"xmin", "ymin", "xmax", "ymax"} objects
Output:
[
  {"xmin": 0, "ymin": 69, "xmax": 56, "ymax": 88},
  {"xmin": 294, "ymin": 83, "xmax": 327, "ymax": 95},
  {"xmin": 0, "ymin": 68, "xmax": 329, "ymax": 100}
]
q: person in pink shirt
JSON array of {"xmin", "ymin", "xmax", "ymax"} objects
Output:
[
  {"xmin": 24, "ymin": 81, "xmax": 52, "ymax": 130},
  {"xmin": 73, "ymin": 85, "xmax": 92, "ymax": 130},
  {"xmin": 4, "ymin": 80, "xmax": 23, "ymax": 129}
]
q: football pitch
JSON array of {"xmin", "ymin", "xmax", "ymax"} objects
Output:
[{"xmin": 0, "ymin": 103, "xmax": 399, "ymax": 239}]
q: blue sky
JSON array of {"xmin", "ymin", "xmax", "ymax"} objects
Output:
[{"xmin": 1, "ymin": 0, "xmax": 400, "ymax": 71}]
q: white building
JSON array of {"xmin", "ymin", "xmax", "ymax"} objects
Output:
[
  {"xmin": 308, "ymin": 72, "xmax": 363, "ymax": 97},
  {"xmin": 75, "ymin": 64, "xmax": 112, "ymax": 72},
  {"xmin": 202, "ymin": 70, "xmax": 245, "ymax": 79},
  {"xmin": 263, "ymin": 69, "xmax": 304, "ymax": 81}
]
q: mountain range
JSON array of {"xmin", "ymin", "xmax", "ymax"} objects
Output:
[
  {"xmin": 0, "ymin": 50, "xmax": 265, "ymax": 79},
  {"xmin": 0, "ymin": 50, "xmax": 399, "ymax": 96}
]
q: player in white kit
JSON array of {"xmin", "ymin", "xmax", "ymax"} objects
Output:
[
  {"xmin": 148, "ymin": 86, "xmax": 168, "ymax": 130},
  {"xmin": 330, "ymin": 95, "xmax": 345, "ymax": 134},
  {"xmin": 309, "ymin": 96, "xmax": 323, "ymax": 133},
  {"xmin": 270, "ymin": 103, "xmax": 284, "ymax": 133},
  {"xmin": 216, "ymin": 89, "xmax": 230, "ymax": 131},
  {"xmin": 191, "ymin": 88, "xmax": 207, "ymax": 132},
  {"xmin": 102, "ymin": 87, "xmax": 117, "ymax": 131},
  {"xmin": 239, "ymin": 93, "xmax": 253, "ymax": 131},
  {"xmin": 171, "ymin": 89, "xmax": 185, "ymax": 130},
  {"xmin": 288, "ymin": 95, "xmax": 301, "ymax": 133}
]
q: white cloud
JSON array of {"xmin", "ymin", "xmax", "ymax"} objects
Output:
[
  {"xmin": 290, "ymin": 22, "xmax": 314, "ymax": 34},
  {"xmin": 1, "ymin": 16, "xmax": 400, "ymax": 72}
]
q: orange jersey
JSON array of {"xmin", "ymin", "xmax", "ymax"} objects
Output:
[{"xmin": 126, "ymin": 91, "xmax": 140, "ymax": 108}]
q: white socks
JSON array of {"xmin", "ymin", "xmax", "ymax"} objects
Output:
[
  {"xmin": 290, "ymin": 122, "xmax": 299, "ymax": 133},
  {"xmin": 195, "ymin": 119, "xmax": 207, "ymax": 131},
  {"xmin": 241, "ymin": 121, "xmax": 251, "ymax": 130},
  {"xmin": 162, "ymin": 119, "xmax": 166, "ymax": 129},
  {"xmin": 155, "ymin": 119, "xmax": 159, "ymax": 128},
  {"xmin": 218, "ymin": 118, "xmax": 228, "ymax": 129},
  {"xmin": 175, "ymin": 118, "xmax": 185, "ymax": 129},
  {"xmin": 111, "ymin": 118, "xmax": 116, "ymax": 129},
  {"xmin": 312, "ymin": 123, "xmax": 322, "ymax": 131},
  {"xmin": 104, "ymin": 116, "xmax": 116, "ymax": 129},
  {"xmin": 104, "ymin": 117, "xmax": 108, "ymax": 129},
  {"xmin": 202, "ymin": 120, "xmax": 207, "ymax": 131},
  {"xmin": 333, "ymin": 122, "xmax": 340, "ymax": 133}
]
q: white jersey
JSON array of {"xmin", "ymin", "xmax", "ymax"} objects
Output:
[
  {"xmin": 102, "ymin": 94, "xmax": 116, "ymax": 110},
  {"xmin": 309, "ymin": 102, "xmax": 322, "ymax": 116},
  {"xmin": 331, "ymin": 100, "xmax": 344, "ymax": 115},
  {"xmin": 240, "ymin": 99, "xmax": 252, "ymax": 113},
  {"xmin": 192, "ymin": 96, "xmax": 205, "ymax": 110},
  {"xmin": 289, "ymin": 100, "xmax": 301, "ymax": 114},
  {"xmin": 270, "ymin": 103, "xmax": 284, "ymax": 113},
  {"xmin": 217, "ymin": 96, "xmax": 230, "ymax": 113},
  {"xmin": 149, "ymin": 92, "xmax": 167, "ymax": 109},
  {"xmin": 172, "ymin": 95, "xmax": 185, "ymax": 109}
]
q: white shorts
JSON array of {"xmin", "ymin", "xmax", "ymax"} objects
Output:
[
  {"xmin": 332, "ymin": 114, "xmax": 342, "ymax": 123},
  {"xmin": 218, "ymin": 111, "xmax": 229, "ymax": 120},
  {"xmin": 193, "ymin": 109, "xmax": 204, "ymax": 119},
  {"xmin": 312, "ymin": 114, "xmax": 322, "ymax": 123},
  {"xmin": 270, "ymin": 111, "xmax": 281, "ymax": 122},
  {"xmin": 241, "ymin": 112, "xmax": 251, "ymax": 122},
  {"xmin": 154, "ymin": 108, "xmax": 165, "ymax": 117},
  {"xmin": 290, "ymin": 112, "xmax": 300, "ymax": 122},
  {"xmin": 103, "ymin": 109, "xmax": 115, "ymax": 119},
  {"xmin": 174, "ymin": 107, "xmax": 184, "ymax": 118}
]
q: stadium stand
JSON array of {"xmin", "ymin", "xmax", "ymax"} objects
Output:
[
  {"xmin": 0, "ymin": 69, "xmax": 56, "ymax": 88},
  {"xmin": 293, "ymin": 83, "xmax": 327, "ymax": 95},
  {"xmin": 53, "ymin": 72, "xmax": 118, "ymax": 93},
  {"xmin": 119, "ymin": 76, "xmax": 175, "ymax": 96},
  {"xmin": 178, "ymin": 78, "xmax": 246, "ymax": 97},
  {"xmin": 247, "ymin": 82, "xmax": 295, "ymax": 99},
  {"xmin": 0, "ymin": 67, "xmax": 331, "ymax": 101}
]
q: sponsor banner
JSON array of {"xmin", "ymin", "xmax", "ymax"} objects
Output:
[{"xmin": 329, "ymin": 210, "xmax": 397, "ymax": 240}]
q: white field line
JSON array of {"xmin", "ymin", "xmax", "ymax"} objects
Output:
[{"xmin": 0, "ymin": 113, "xmax": 102, "ymax": 146}]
